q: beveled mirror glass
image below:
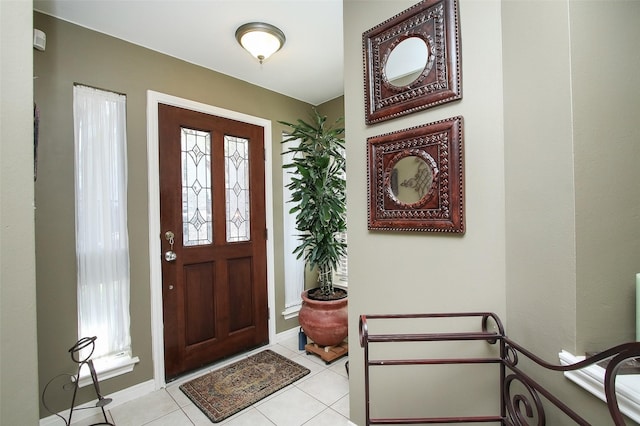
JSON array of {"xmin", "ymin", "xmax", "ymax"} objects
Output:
[
  {"xmin": 363, "ymin": 0, "xmax": 462, "ymax": 125},
  {"xmin": 368, "ymin": 116, "xmax": 464, "ymax": 233},
  {"xmin": 384, "ymin": 37, "xmax": 431, "ymax": 88}
]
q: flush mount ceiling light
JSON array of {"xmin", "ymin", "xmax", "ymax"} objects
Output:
[{"xmin": 235, "ymin": 22, "xmax": 286, "ymax": 64}]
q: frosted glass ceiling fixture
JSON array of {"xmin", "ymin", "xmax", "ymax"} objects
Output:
[{"xmin": 235, "ymin": 22, "xmax": 286, "ymax": 64}]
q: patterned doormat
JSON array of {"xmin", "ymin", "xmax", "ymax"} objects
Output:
[{"xmin": 179, "ymin": 350, "xmax": 310, "ymax": 423}]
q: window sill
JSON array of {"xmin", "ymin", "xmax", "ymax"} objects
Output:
[
  {"xmin": 559, "ymin": 350, "xmax": 640, "ymax": 423},
  {"xmin": 333, "ymin": 277, "xmax": 348, "ymax": 289},
  {"xmin": 74, "ymin": 353, "xmax": 140, "ymax": 388},
  {"xmin": 282, "ymin": 304, "xmax": 301, "ymax": 320},
  {"xmin": 335, "ymin": 282, "xmax": 348, "ymax": 290}
]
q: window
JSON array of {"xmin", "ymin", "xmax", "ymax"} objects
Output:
[
  {"xmin": 333, "ymin": 230, "xmax": 348, "ymax": 288},
  {"xmin": 73, "ymin": 85, "xmax": 137, "ymax": 383},
  {"xmin": 282, "ymin": 135, "xmax": 305, "ymax": 318},
  {"xmin": 334, "ymin": 143, "xmax": 348, "ymax": 288}
]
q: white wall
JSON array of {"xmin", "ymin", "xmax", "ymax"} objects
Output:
[
  {"xmin": 0, "ymin": 0, "xmax": 40, "ymax": 424},
  {"xmin": 344, "ymin": 1, "xmax": 506, "ymax": 424}
]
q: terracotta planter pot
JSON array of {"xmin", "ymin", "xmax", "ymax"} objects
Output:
[{"xmin": 298, "ymin": 289, "xmax": 348, "ymax": 347}]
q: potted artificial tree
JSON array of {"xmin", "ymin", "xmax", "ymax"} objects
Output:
[{"xmin": 280, "ymin": 109, "xmax": 348, "ymax": 352}]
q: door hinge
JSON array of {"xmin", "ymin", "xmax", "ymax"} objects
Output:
[{"xmin": 265, "ymin": 228, "xmax": 268, "ymax": 240}]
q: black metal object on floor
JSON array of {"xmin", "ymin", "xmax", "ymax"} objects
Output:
[
  {"xmin": 42, "ymin": 336, "xmax": 115, "ymax": 425},
  {"xmin": 67, "ymin": 336, "xmax": 114, "ymax": 425}
]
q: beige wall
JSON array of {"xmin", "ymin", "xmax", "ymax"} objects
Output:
[
  {"xmin": 504, "ymin": 0, "xmax": 640, "ymax": 356},
  {"xmin": 346, "ymin": 0, "xmax": 639, "ymax": 425},
  {"xmin": 316, "ymin": 95, "xmax": 345, "ymax": 129},
  {"xmin": 503, "ymin": 1, "xmax": 640, "ymax": 423},
  {"xmin": 570, "ymin": 0, "xmax": 640, "ymax": 352},
  {"xmin": 11, "ymin": 0, "xmax": 638, "ymax": 423},
  {"xmin": 1, "ymin": 0, "xmax": 40, "ymax": 424},
  {"xmin": 344, "ymin": 0, "xmax": 507, "ymax": 424},
  {"xmin": 32, "ymin": 11, "xmax": 342, "ymax": 416},
  {"xmin": 503, "ymin": 0, "xmax": 578, "ymax": 356}
]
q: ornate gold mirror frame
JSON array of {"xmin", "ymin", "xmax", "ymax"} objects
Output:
[
  {"xmin": 363, "ymin": 0, "xmax": 462, "ymax": 124},
  {"xmin": 367, "ymin": 116, "xmax": 464, "ymax": 233}
]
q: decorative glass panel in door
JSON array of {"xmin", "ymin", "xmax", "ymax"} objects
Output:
[
  {"xmin": 225, "ymin": 135, "xmax": 250, "ymax": 242},
  {"xmin": 181, "ymin": 127, "xmax": 212, "ymax": 246}
]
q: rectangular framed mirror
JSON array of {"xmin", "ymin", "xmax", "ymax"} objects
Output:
[
  {"xmin": 363, "ymin": 0, "xmax": 462, "ymax": 124},
  {"xmin": 367, "ymin": 116, "xmax": 465, "ymax": 233}
]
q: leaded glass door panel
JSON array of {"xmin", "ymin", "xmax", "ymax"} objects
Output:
[{"xmin": 158, "ymin": 104, "xmax": 268, "ymax": 380}]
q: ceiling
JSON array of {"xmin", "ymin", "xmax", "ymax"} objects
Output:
[{"xmin": 33, "ymin": 0, "xmax": 344, "ymax": 106}]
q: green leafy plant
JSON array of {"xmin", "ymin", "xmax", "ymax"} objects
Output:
[{"xmin": 280, "ymin": 109, "xmax": 347, "ymax": 298}]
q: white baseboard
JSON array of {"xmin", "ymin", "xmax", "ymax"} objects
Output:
[
  {"xmin": 39, "ymin": 379, "xmax": 155, "ymax": 426},
  {"xmin": 274, "ymin": 325, "xmax": 300, "ymax": 342}
]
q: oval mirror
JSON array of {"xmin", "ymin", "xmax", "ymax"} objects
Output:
[
  {"xmin": 390, "ymin": 155, "xmax": 433, "ymax": 204},
  {"xmin": 384, "ymin": 36, "xmax": 429, "ymax": 87}
]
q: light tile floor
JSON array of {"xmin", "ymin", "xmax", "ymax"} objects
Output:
[{"xmin": 71, "ymin": 335, "xmax": 350, "ymax": 426}]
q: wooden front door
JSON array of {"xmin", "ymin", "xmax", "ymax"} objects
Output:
[{"xmin": 158, "ymin": 103, "xmax": 269, "ymax": 380}]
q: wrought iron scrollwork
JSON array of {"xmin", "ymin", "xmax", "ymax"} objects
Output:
[
  {"xmin": 359, "ymin": 312, "xmax": 640, "ymax": 425},
  {"xmin": 504, "ymin": 373, "xmax": 546, "ymax": 426},
  {"xmin": 503, "ymin": 342, "xmax": 520, "ymax": 368},
  {"xmin": 601, "ymin": 343, "xmax": 640, "ymax": 424}
]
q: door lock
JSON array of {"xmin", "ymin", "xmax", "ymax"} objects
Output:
[{"xmin": 164, "ymin": 231, "xmax": 177, "ymax": 262}]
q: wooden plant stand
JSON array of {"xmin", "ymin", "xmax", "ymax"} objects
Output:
[{"xmin": 305, "ymin": 341, "xmax": 348, "ymax": 364}]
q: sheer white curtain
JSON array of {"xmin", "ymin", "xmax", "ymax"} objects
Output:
[
  {"xmin": 73, "ymin": 85, "xmax": 131, "ymax": 360},
  {"xmin": 282, "ymin": 136, "xmax": 305, "ymax": 313}
]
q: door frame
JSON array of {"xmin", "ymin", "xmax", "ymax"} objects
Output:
[{"xmin": 146, "ymin": 90, "xmax": 276, "ymax": 389}]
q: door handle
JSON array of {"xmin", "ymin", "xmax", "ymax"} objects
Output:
[
  {"xmin": 165, "ymin": 251, "xmax": 177, "ymax": 262},
  {"xmin": 164, "ymin": 231, "xmax": 176, "ymax": 262}
]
